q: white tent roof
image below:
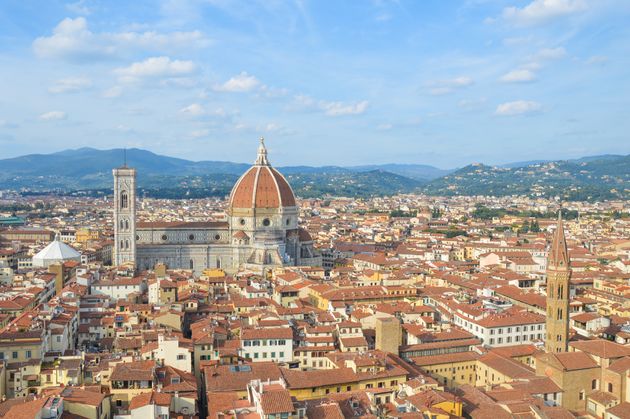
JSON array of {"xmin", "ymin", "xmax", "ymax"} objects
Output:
[{"xmin": 33, "ymin": 234, "xmax": 81, "ymax": 263}]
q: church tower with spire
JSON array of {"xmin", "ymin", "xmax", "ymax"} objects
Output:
[{"xmin": 545, "ymin": 211, "xmax": 571, "ymax": 353}]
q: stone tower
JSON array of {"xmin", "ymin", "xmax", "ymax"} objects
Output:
[
  {"xmin": 545, "ymin": 211, "xmax": 571, "ymax": 353},
  {"xmin": 375, "ymin": 316, "xmax": 402, "ymax": 355},
  {"xmin": 113, "ymin": 165, "xmax": 136, "ymax": 267}
]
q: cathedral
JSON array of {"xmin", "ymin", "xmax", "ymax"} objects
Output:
[{"xmin": 113, "ymin": 138, "xmax": 321, "ymax": 274}]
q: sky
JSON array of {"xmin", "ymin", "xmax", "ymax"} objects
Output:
[{"xmin": 0, "ymin": 0, "xmax": 629, "ymax": 168}]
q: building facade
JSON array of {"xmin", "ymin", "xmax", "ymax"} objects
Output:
[{"xmin": 113, "ymin": 138, "xmax": 321, "ymax": 274}]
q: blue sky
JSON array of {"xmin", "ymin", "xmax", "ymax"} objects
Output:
[{"xmin": 0, "ymin": 0, "xmax": 629, "ymax": 168}]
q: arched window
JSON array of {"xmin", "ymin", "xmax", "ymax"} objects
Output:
[
  {"xmin": 120, "ymin": 220, "xmax": 124, "ymax": 230},
  {"xmin": 189, "ymin": 259, "xmax": 194, "ymax": 270},
  {"xmin": 125, "ymin": 220, "xmax": 129, "ymax": 230},
  {"xmin": 120, "ymin": 190, "xmax": 129, "ymax": 209},
  {"xmin": 216, "ymin": 259, "xmax": 221, "ymax": 269},
  {"xmin": 125, "ymin": 239, "xmax": 129, "ymax": 249},
  {"xmin": 120, "ymin": 240, "xmax": 124, "ymax": 249},
  {"xmin": 592, "ymin": 379, "xmax": 597, "ymax": 390},
  {"xmin": 608, "ymin": 383, "xmax": 613, "ymax": 393},
  {"xmin": 557, "ymin": 308, "xmax": 563, "ymax": 320}
]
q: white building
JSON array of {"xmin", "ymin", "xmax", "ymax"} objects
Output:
[
  {"xmin": 241, "ymin": 327, "xmax": 293, "ymax": 363},
  {"xmin": 90, "ymin": 277, "xmax": 144, "ymax": 300},
  {"xmin": 143, "ymin": 335, "xmax": 192, "ymax": 373},
  {"xmin": 452, "ymin": 308, "xmax": 546, "ymax": 348}
]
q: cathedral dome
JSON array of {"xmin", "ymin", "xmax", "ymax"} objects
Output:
[{"xmin": 229, "ymin": 138, "xmax": 296, "ymax": 209}]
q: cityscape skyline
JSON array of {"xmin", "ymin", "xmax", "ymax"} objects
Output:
[{"xmin": 1, "ymin": 0, "xmax": 630, "ymax": 168}]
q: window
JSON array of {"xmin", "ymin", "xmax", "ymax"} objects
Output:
[
  {"xmin": 262, "ymin": 218, "xmax": 271, "ymax": 226},
  {"xmin": 177, "ymin": 354, "xmax": 186, "ymax": 360},
  {"xmin": 608, "ymin": 383, "xmax": 613, "ymax": 393},
  {"xmin": 120, "ymin": 191, "xmax": 128, "ymax": 209},
  {"xmin": 591, "ymin": 379, "xmax": 597, "ymax": 390},
  {"xmin": 12, "ymin": 352, "xmax": 17, "ymax": 359},
  {"xmin": 279, "ymin": 352, "xmax": 284, "ymax": 358},
  {"xmin": 26, "ymin": 350, "xmax": 31, "ymax": 358},
  {"xmin": 579, "ymin": 391, "xmax": 585, "ymax": 401}
]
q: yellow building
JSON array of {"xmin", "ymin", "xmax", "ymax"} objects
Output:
[
  {"xmin": 76, "ymin": 228, "xmax": 100, "ymax": 244},
  {"xmin": 411, "ymin": 351, "xmax": 479, "ymax": 387}
]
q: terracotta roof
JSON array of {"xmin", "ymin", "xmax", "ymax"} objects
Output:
[
  {"xmin": 241, "ymin": 327, "xmax": 293, "ymax": 340},
  {"xmin": 129, "ymin": 391, "xmax": 172, "ymax": 410},
  {"xmin": 229, "ymin": 161, "xmax": 296, "ymax": 209},
  {"xmin": 110, "ymin": 360, "xmax": 155, "ymax": 381},
  {"xmin": 204, "ymin": 363, "xmax": 283, "ymax": 392},
  {"xmin": 260, "ymin": 387, "xmax": 295, "ymax": 414},
  {"xmin": 478, "ymin": 352, "xmax": 535, "ymax": 379},
  {"xmin": 570, "ymin": 339, "xmax": 630, "ymax": 359},
  {"xmin": 606, "ymin": 401, "xmax": 630, "ymax": 419}
]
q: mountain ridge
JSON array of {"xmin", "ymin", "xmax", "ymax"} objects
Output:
[{"xmin": 0, "ymin": 148, "xmax": 628, "ymax": 200}]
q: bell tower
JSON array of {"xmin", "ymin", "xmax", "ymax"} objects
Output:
[
  {"xmin": 545, "ymin": 211, "xmax": 571, "ymax": 353},
  {"xmin": 113, "ymin": 163, "xmax": 136, "ymax": 267}
]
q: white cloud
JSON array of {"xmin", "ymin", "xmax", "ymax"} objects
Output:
[
  {"xmin": 377, "ymin": 123, "xmax": 393, "ymax": 131},
  {"xmin": 293, "ymin": 94, "xmax": 316, "ymax": 108},
  {"xmin": 180, "ymin": 103, "xmax": 205, "ymax": 116},
  {"xmin": 102, "ymin": 86, "xmax": 123, "ymax": 98},
  {"xmin": 190, "ymin": 129, "xmax": 210, "ymax": 138},
  {"xmin": 495, "ymin": 100, "xmax": 542, "ymax": 116},
  {"xmin": 320, "ymin": 100, "xmax": 369, "ymax": 116},
  {"xmin": 66, "ymin": 0, "xmax": 91, "ymax": 15},
  {"xmin": 33, "ymin": 17, "xmax": 210, "ymax": 62},
  {"xmin": 535, "ymin": 47, "xmax": 567, "ymax": 60},
  {"xmin": 0, "ymin": 119, "xmax": 18, "ymax": 128},
  {"xmin": 586, "ymin": 55, "xmax": 608, "ymax": 64},
  {"xmin": 502, "ymin": 0, "xmax": 587, "ymax": 26},
  {"xmin": 214, "ymin": 72, "xmax": 260, "ymax": 92},
  {"xmin": 458, "ymin": 98, "xmax": 487, "ymax": 110},
  {"xmin": 48, "ymin": 77, "xmax": 92, "ymax": 93},
  {"xmin": 427, "ymin": 76, "xmax": 474, "ymax": 95},
  {"xmin": 115, "ymin": 56, "xmax": 196, "ymax": 83},
  {"xmin": 39, "ymin": 111, "xmax": 67, "ymax": 121},
  {"xmin": 500, "ymin": 69, "xmax": 537, "ymax": 83}
]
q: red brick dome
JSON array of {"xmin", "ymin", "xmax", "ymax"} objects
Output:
[{"xmin": 229, "ymin": 138, "xmax": 296, "ymax": 209}]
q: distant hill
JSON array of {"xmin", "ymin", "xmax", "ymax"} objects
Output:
[
  {"xmin": 0, "ymin": 147, "xmax": 628, "ymax": 200},
  {"xmin": 348, "ymin": 163, "xmax": 452, "ymax": 181},
  {"xmin": 424, "ymin": 155, "xmax": 630, "ymax": 200},
  {"xmin": 0, "ymin": 147, "xmax": 429, "ymax": 198}
]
